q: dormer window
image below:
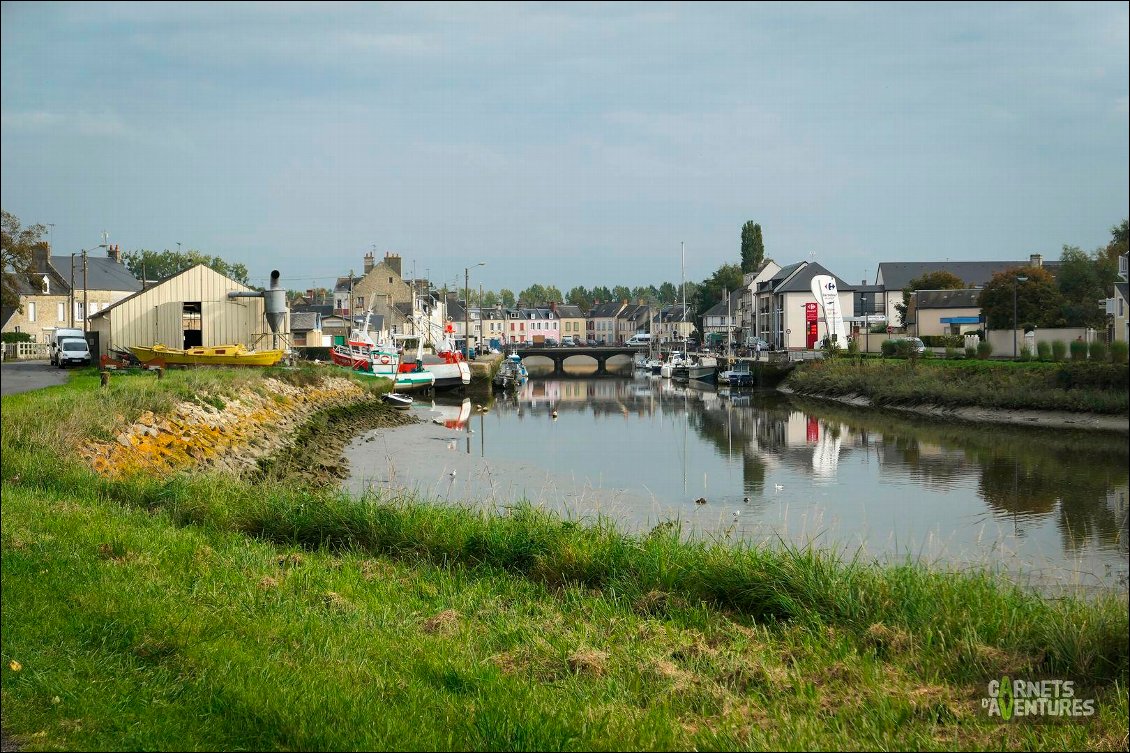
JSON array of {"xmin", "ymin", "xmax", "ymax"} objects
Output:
[{"xmin": 41, "ymin": 275, "xmax": 50, "ymax": 294}]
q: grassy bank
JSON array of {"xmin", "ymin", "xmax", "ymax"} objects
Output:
[
  {"xmin": 2, "ymin": 369, "xmax": 1128, "ymax": 750},
  {"xmin": 784, "ymin": 358, "xmax": 1129, "ymax": 414}
]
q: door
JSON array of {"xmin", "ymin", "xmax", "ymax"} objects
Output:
[{"xmin": 155, "ymin": 302, "xmax": 183, "ymax": 348}]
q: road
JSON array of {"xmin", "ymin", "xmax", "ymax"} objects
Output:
[{"xmin": 0, "ymin": 360, "xmax": 69, "ymax": 396}]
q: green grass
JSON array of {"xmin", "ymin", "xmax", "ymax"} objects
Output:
[
  {"xmin": 786, "ymin": 358, "xmax": 1129, "ymax": 414},
  {"xmin": 2, "ymin": 368, "xmax": 1127, "ymax": 750}
]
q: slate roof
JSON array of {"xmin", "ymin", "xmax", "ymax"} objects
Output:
[
  {"xmin": 50, "ymin": 255, "xmax": 141, "ymax": 292},
  {"xmin": 876, "ymin": 261, "xmax": 1059, "ymax": 290},
  {"xmin": 773, "ymin": 262, "xmax": 855, "ymax": 293},
  {"xmin": 913, "ymin": 289, "xmax": 983, "ymax": 309}
]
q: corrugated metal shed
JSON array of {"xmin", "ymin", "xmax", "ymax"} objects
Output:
[{"xmin": 88, "ymin": 264, "xmax": 289, "ymax": 356}]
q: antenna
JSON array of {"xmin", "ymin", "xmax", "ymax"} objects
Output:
[{"xmin": 102, "ymin": 230, "xmax": 110, "ymax": 246}]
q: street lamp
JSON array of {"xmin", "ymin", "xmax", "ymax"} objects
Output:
[
  {"xmin": 1013, "ymin": 275, "xmax": 1028, "ymax": 358},
  {"xmin": 464, "ymin": 262, "xmax": 485, "ymax": 359}
]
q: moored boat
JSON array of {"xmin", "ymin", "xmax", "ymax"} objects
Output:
[
  {"xmin": 382, "ymin": 393, "xmax": 413, "ymax": 410},
  {"xmin": 129, "ymin": 343, "xmax": 284, "ymax": 367}
]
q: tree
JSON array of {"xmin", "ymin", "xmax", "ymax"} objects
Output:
[
  {"xmin": 518, "ymin": 284, "xmax": 548, "ymax": 306},
  {"xmin": 658, "ymin": 281, "xmax": 678, "ymax": 304},
  {"xmin": 1104, "ymin": 218, "xmax": 1128, "ymax": 263},
  {"xmin": 1056, "ymin": 245, "xmax": 1119, "ymax": 328},
  {"xmin": 481, "ymin": 290, "xmax": 500, "ymax": 308},
  {"xmin": 499, "ymin": 288, "xmax": 515, "ymax": 308},
  {"xmin": 123, "ymin": 248, "xmax": 250, "ymax": 285},
  {"xmin": 1, "ymin": 210, "xmax": 46, "ymax": 312},
  {"xmin": 740, "ymin": 221, "xmax": 765, "ymax": 274},
  {"xmin": 611, "ymin": 285, "xmax": 631, "ymax": 302},
  {"xmin": 895, "ymin": 270, "xmax": 966, "ymax": 327},
  {"xmin": 978, "ymin": 266, "xmax": 1064, "ymax": 329},
  {"xmin": 566, "ymin": 286, "xmax": 591, "ymax": 312},
  {"xmin": 544, "ymin": 285, "xmax": 563, "ymax": 304},
  {"xmin": 692, "ymin": 263, "xmax": 743, "ymax": 324},
  {"xmin": 591, "ymin": 285, "xmax": 612, "ymax": 303}
]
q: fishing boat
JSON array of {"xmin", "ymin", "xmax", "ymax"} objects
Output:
[
  {"xmin": 129, "ymin": 343, "xmax": 284, "ymax": 367},
  {"xmin": 330, "ymin": 311, "xmax": 435, "ymax": 391},
  {"xmin": 397, "ymin": 317, "xmax": 471, "ymax": 390},
  {"xmin": 492, "ymin": 353, "xmax": 529, "ymax": 391},
  {"xmin": 687, "ymin": 355, "xmax": 718, "ymax": 383},
  {"xmin": 719, "ymin": 361, "xmax": 753, "ymax": 388},
  {"xmin": 659, "ymin": 351, "xmax": 686, "ymax": 379}
]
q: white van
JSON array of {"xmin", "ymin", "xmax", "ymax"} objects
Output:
[
  {"xmin": 626, "ymin": 334, "xmax": 651, "ymax": 347},
  {"xmin": 49, "ymin": 328, "xmax": 85, "ymax": 366},
  {"xmin": 56, "ymin": 337, "xmax": 92, "ymax": 368}
]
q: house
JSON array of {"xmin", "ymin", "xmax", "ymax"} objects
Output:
[
  {"xmin": 87, "ymin": 264, "xmax": 288, "ymax": 357},
  {"xmin": 701, "ymin": 291, "xmax": 739, "ymax": 347},
  {"xmin": 616, "ymin": 302, "xmax": 651, "ymax": 345},
  {"xmin": 1, "ymin": 244, "xmax": 142, "ymax": 345},
  {"xmin": 875, "ymin": 255, "xmax": 1058, "ymax": 331},
  {"xmin": 1113, "ymin": 254, "xmax": 1128, "ymax": 343},
  {"xmin": 751, "ymin": 261, "xmax": 854, "ymax": 350},
  {"xmin": 905, "ymin": 289, "xmax": 984, "ymax": 337},
  {"xmin": 587, "ymin": 301, "xmax": 626, "ymax": 345},
  {"xmin": 652, "ymin": 304, "xmax": 695, "ymax": 344},
  {"xmin": 736, "ymin": 260, "xmax": 781, "ymax": 339},
  {"xmin": 553, "ymin": 303, "xmax": 586, "ymax": 344}
]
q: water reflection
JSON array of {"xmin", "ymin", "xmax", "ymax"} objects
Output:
[{"xmin": 345, "ymin": 376, "xmax": 1128, "ymax": 591}]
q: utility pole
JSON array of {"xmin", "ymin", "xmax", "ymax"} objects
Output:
[
  {"xmin": 82, "ymin": 250, "xmax": 89, "ymax": 333},
  {"xmin": 70, "ymin": 254, "xmax": 76, "ymax": 327}
]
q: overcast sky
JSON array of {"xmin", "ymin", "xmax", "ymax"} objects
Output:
[{"xmin": 2, "ymin": 2, "xmax": 1127, "ymax": 293}]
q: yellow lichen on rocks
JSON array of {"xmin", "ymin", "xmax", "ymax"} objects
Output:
[{"xmin": 78, "ymin": 376, "xmax": 368, "ymax": 479}]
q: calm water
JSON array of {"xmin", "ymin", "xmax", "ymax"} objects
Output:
[{"xmin": 344, "ymin": 370, "xmax": 1129, "ymax": 593}]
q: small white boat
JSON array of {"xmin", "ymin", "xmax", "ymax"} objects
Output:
[{"xmin": 382, "ymin": 393, "xmax": 413, "ymax": 410}]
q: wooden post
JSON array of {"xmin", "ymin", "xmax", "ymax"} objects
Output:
[
  {"xmin": 156, "ymin": 367, "xmax": 164, "ymax": 380},
  {"xmin": 100, "ymin": 371, "xmax": 109, "ymax": 388}
]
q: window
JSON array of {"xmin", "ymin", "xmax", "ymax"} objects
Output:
[
  {"xmin": 57, "ymin": 302, "xmax": 65, "ymax": 321},
  {"xmin": 28, "ymin": 302, "xmax": 37, "ymax": 322}
]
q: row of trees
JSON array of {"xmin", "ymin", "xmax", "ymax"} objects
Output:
[{"xmin": 896, "ymin": 219, "xmax": 1127, "ymax": 330}]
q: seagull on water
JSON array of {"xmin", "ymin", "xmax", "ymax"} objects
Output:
[
  {"xmin": 774, "ymin": 483, "xmax": 784, "ymax": 491},
  {"xmin": 694, "ymin": 497, "xmax": 707, "ymax": 505}
]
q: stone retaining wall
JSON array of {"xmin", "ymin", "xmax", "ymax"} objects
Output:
[{"xmin": 80, "ymin": 376, "xmax": 372, "ymax": 478}]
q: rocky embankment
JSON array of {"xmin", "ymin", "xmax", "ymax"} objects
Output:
[{"xmin": 79, "ymin": 375, "xmax": 415, "ymax": 480}]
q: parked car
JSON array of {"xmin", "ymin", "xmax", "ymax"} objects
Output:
[
  {"xmin": 586, "ymin": 338, "xmax": 598, "ymax": 346},
  {"xmin": 626, "ymin": 334, "xmax": 651, "ymax": 347},
  {"xmin": 56, "ymin": 337, "xmax": 92, "ymax": 368},
  {"xmin": 561, "ymin": 336, "xmax": 576, "ymax": 346},
  {"xmin": 544, "ymin": 338, "xmax": 559, "ymax": 347},
  {"xmin": 892, "ymin": 336, "xmax": 927, "ymax": 354},
  {"xmin": 744, "ymin": 336, "xmax": 770, "ymax": 351}
]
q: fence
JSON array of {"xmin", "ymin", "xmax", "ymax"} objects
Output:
[{"xmin": 2, "ymin": 342, "xmax": 51, "ymax": 361}]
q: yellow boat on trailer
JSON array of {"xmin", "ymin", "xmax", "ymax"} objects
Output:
[{"xmin": 129, "ymin": 343, "xmax": 285, "ymax": 367}]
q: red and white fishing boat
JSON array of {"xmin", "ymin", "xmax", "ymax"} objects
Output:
[{"xmin": 395, "ymin": 319, "xmax": 471, "ymax": 391}]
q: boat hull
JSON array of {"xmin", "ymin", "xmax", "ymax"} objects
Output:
[{"xmin": 129, "ymin": 344, "xmax": 284, "ymax": 367}]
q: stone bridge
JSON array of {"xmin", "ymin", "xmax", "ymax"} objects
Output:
[{"xmin": 510, "ymin": 345, "xmax": 644, "ymax": 375}]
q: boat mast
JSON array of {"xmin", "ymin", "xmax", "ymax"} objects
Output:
[{"xmin": 681, "ymin": 241, "xmax": 686, "ymax": 352}]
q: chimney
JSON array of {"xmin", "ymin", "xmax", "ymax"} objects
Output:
[
  {"xmin": 1029, "ymin": 253, "xmax": 1043, "ymax": 268},
  {"xmin": 364, "ymin": 252, "xmax": 375, "ymax": 274},
  {"xmin": 107, "ymin": 244, "xmax": 122, "ymax": 263},
  {"xmin": 32, "ymin": 242, "xmax": 50, "ymax": 272},
  {"xmin": 549, "ymin": 301, "xmax": 557, "ymax": 313},
  {"xmin": 384, "ymin": 252, "xmax": 402, "ymax": 278}
]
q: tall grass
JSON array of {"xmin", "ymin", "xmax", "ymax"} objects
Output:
[{"xmin": 3, "ymin": 367, "xmax": 1127, "ymax": 751}]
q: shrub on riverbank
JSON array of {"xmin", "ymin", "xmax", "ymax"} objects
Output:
[{"xmin": 784, "ymin": 359, "xmax": 1129, "ymax": 414}]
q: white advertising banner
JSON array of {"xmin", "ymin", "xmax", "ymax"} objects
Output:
[{"xmin": 810, "ymin": 274, "xmax": 847, "ymax": 346}]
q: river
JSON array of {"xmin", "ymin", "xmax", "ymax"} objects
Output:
[{"xmin": 343, "ymin": 369, "xmax": 1129, "ymax": 595}]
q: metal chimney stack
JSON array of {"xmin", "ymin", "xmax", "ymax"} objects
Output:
[{"xmin": 227, "ymin": 269, "xmax": 289, "ymax": 349}]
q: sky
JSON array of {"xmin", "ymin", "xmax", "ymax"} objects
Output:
[{"xmin": 2, "ymin": 2, "xmax": 1127, "ymax": 294}]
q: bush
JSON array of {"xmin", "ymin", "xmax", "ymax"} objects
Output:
[
  {"xmin": 1019, "ymin": 345, "xmax": 1033, "ymax": 362},
  {"xmin": 944, "ymin": 346, "xmax": 959, "ymax": 360},
  {"xmin": 976, "ymin": 340, "xmax": 993, "ymax": 360},
  {"xmin": 881, "ymin": 339, "xmax": 897, "ymax": 357},
  {"xmin": 1070, "ymin": 340, "xmax": 1089, "ymax": 361},
  {"xmin": 1, "ymin": 332, "xmax": 32, "ymax": 343},
  {"xmin": 1088, "ymin": 340, "xmax": 1108, "ymax": 363},
  {"xmin": 1110, "ymin": 340, "xmax": 1129, "ymax": 364},
  {"xmin": 846, "ymin": 339, "xmax": 860, "ymax": 357},
  {"xmin": 1051, "ymin": 340, "xmax": 1067, "ymax": 362},
  {"xmin": 964, "ymin": 346, "xmax": 977, "ymax": 359},
  {"xmin": 1036, "ymin": 341, "xmax": 1051, "ymax": 361},
  {"xmin": 921, "ymin": 334, "xmax": 964, "ymax": 349}
]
